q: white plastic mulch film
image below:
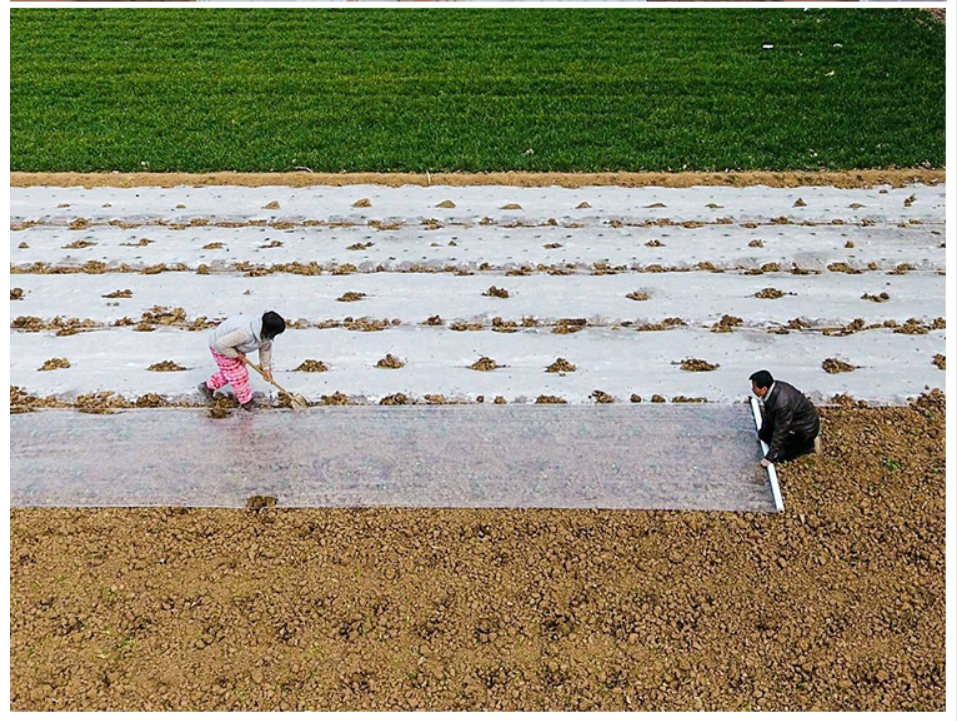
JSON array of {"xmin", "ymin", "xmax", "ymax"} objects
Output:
[{"xmin": 10, "ymin": 405, "xmax": 778, "ymax": 512}]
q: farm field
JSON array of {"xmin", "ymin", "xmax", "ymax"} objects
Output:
[
  {"xmin": 10, "ymin": 9, "xmax": 945, "ymax": 172},
  {"xmin": 10, "ymin": 182, "xmax": 946, "ymax": 408},
  {"xmin": 9, "ymin": 393, "xmax": 946, "ymax": 711},
  {"xmin": 8, "ymin": 6, "xmax": 947, "ymax": 713}
]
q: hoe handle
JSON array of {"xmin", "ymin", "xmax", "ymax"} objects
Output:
[{"xmin": 243, "ymin": 358, "xmax": 293, "ymax": 396}]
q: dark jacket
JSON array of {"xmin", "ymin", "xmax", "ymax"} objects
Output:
[{"xmin": 761, "ymin": 381, "xmax": 820, "ymax": 463}]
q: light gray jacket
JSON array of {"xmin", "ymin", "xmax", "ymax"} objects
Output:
[{"xmin": 208, "ymin": 314, "xmax": 273, "ymax": 369}]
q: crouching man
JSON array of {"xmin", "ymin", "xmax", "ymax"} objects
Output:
[
  {"xmin": 750, "ymin": 370, "xmax": 821, "ymax": 468},
  {"xmin": 199, "ymin": 311, "xmax": 286, "ymax": 411}
]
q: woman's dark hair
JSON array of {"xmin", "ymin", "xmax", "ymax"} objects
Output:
[
  {"xmin": 749, "ymin": 370, "xmax": 774, "ymax": 390},
  {"xmin": 262, "ymin": 311, "xmax": 286, "ymax": 340}
]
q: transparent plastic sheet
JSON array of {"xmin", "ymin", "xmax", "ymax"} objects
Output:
[{"xmin": 10, "ymin": 405, "xmax": 776, "ymax": 512}]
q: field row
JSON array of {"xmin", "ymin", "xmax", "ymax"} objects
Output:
[
  {"xmin": 11, "ymin": 184, "xmax": 945, "ymax": 226},
  {"xmin": 12, "ymin": 325, "xmax": 943, "ymax": 406},
  {"xmin": 10, "ymin": 272, "xmax": 945, "ymax": 331},
  {"xmin": 10, "ymin": 223, "xmax": 944, "ymax": 275}
]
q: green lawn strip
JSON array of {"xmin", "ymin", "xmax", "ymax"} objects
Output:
[{"xmin": 10, "ymin": 8, "xmax": 944, "ymax": 173}]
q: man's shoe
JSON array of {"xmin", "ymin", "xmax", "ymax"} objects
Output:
[
  {"xmin": 198, "ymin": 383, "xmax": 215, "ymax": 402},
  {"xmin": 241, "ymin": 399, "xmax": 256, "ymax": 412},
  {"xmin": 813, "ymin": 435, "xmax": 822, "ymax": 455}
]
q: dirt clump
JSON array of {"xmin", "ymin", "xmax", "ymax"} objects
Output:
[
  {"xmin": 535, "ymin": 395, "xmax": 566, "ymax": 404},
  {"xmin": 651, "ymin": 394, "xmax": 666, "ymax": 402},
  {"xmin": 376, "ymin": 354, "xmax": 405, "ymax": 369},
  {"xmin": 822, "ymin": 358, "xmax": 857, "ymax": 374},
  {"xmin": 483, "ymin": 286, "xmax": 509, "ymax": 299},
  {"xmin": 61, "ymin": 239, "xmax": 96, "ymax": 249},
  {"xmin": 337, "ymin": 292, "xmax": 367, "ymax": 303},
  {"xmin": 260, "ymin": 240, "xmax": 283, "ymax": 249},
  {"xmin": 424, "ymin": 315, "xmax": 444, "ymax": 326},
  {"xmin": 294, "ymin": 360, "xmax": 328, "ymax": 373},
  {"xmin": 932, "ymin": 354, "xmax": 945, "ymax": 370},
  {"xmin": 352, "ymin": 198, "xmax": 372, "ymax": 208},
  {"xmin": 103, "ymin": 289, "xmax": 133, "ymax": 299},
  {"xmin": 626, "ymin": 290, "xmax": 650, "ymax": 301},
  {"xmin": 546, "ymin": 358, "xmax": 576, "ymax": 374},
  {"xmin": 644, "ymin": 239, "xmax": 664, "ymax": 247},
  {"xmin": 862, "ymin": 292, "xmax": 890, "ymax": 302},
  {"xmin": 543, "ymin": 243, "xmax": 563, "ymax": 249},
  {"xmin": 711, "ymin": 314, "xmax": 743, "ymax": 333},
  {"xmin": 38, "ymin": 358, "xmax": 70, "ymax": 371},
  {"xmin": 263, "ymin": 201, "xmax": 281, "ymax": 210},
  {"xmin": 245, "ymin": 495, "xmax": 277, "ymax": 510},
  {"xmin": 436, "ymin": 200, "xmax": 456, "ymax": 209},
  {"xmin": 11, "ymin": 288, "xmax": 24, "ymax": 300},
  {"xmin": 120, "ymin": 238, "xmax": 154, "ymax": 247},
  {"xmin": 147, "ymin": 361, "xmax": 186, "ymax": 372},
  {"xmin": 672, "ymin": 395, "xmax": 708, "ymax": 403},
  {"xmin": 552, "ymin": 318, "xmax": 587, "ymax": 335},
  {"xmin": 748, "ymin": 239, "xmax": 764, "ymax": 248},
  {"xmin": 679, "ymin": 358, "xmax": 719, "ymax": 372},
  {"xmin": 380, "ymin": 393, "xmax": 409, "ymax": 406},
  {"xmin": 500, "ymin": 203, "xmax": 522, "ymax": 210},
  {"xmin": 591, "ymin": 390, "xmax": 614, "ymax": 404},
  {"xmin": 347, "ymin": 242, "xmax": 374, "ymax": 251},
  {"xmin": 755, "ymin": 287, "xmax": 786, "ymax": 299},
  {"xmin": 320, "ymin": 392, "xmax": 350, "ymax": 406},
  {"xmin": 630, "ymin": 394, "xmax": 641, "ymax": 403},
  {"xmin": 470, "ymin": 357, "xmax": 501, "ymax": 372}
]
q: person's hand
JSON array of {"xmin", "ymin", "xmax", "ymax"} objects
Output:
[
  {"xmin": 760, "ymin": 458, "xmax": 772, "ymax": 468},
  {"xmin": 263, "ymin": 368, "xmax": 274, "ymax": 383},
  {"xmin": 236, "ymin": 352, "xmax": 247, "ymax": 363}
]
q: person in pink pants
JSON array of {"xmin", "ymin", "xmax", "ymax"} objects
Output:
[{"xmin": 199, "ymin": 311, "xmax": 286, "ymax": 411}]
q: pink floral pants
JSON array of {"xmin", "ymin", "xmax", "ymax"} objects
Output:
[{"xmin": 205, "ymin": 350, "xmax": 252, "ymax": 404}]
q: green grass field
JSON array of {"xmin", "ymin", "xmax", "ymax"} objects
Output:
[{"xmin": 10, "ymin": 9, "xmax": 945, "ymax": 173}]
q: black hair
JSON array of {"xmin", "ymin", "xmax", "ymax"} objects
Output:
[
  {"xmin": 261, "ymin": 311, "xmax": 286, "ymax": 340},
  {"xmin": 749, "ymin": 370, "xmax": 774, "ymax": 390}
]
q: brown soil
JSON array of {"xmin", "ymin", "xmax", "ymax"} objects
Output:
[
  {"xmin": 202, "ymin": 242, "xmax": 225, "ymax": 250},
  {"xmin": 103, "ymin": 289, "xmax": 133, "ymax": 299},
  {"xmin": 822, "ymin": 358, "xmax": 857, "ymax": 374},
  {"xmin": 379, "ymin": 393, "xmax": 409, "ymax": 406},
  {"xmin": 748, "ymin": 240, "xmax": 764, "ymax": 248},
  {"xmin": 679, "ymin": 358, "xmax": 719, "ymax": 372},
  {"xmin": 11, "ymin": 287, "xmax": 24, "ymax": 300},
  {"xmin": 11, "ymin": 169, "xmax": 945, "ymax": 190},
  {"xmin": 546, "ymin": 358, "xmax": 576, "ymax": 374},
  {"xmin": 376, "ymin": 354, "xmax": 405, "ymax": 370},
  {"xmin": 932, "ymin": 354, "xmax": 945, "ymax": 370},
  {"xmin": 352, "ymin": 198, "xmax": 372, "ymax": 209},
  {"xmin": 294, "ymin": 360, "xmax": 329, "ymax": 373},
  {"xmin": 62, "ymin": 240, "xmax": 96, "ymax": 249},
  {"xmin": 543, "ymin": 243, "xmax": 563, "ymax": 250},
  {"xmin": 535, "ymin": 395, "xmax": 566, "ymax": 404},
  {"xmin": 147, "ymin": 361, "xmax": 187, "ymax": 372},
  {"xmin": 671, "ymin": 396, "xmax": 708, "ymax": 404},
  {"xmin": 626, "ymin": 291, "xmax": 650, "ymax": 302},
  {"xmin": 483, "ymin": 286, "xmax": 509, "ymax": 299},
  {"xmin": 469, "ymin": 357, "xmax": 501, "ymax": 372},
  {"xmin": 337, "ymin": 292, "xmax": 367, "ymax": 303},
  {"xmin": 38, "ymin": 357, "xmax": 70, "ymax": 371},
  {"xmin": 590, "ymin": 390, "xmax": 615, "ymax": 404},
  {"xmin": 260, "ymin": 241, "xmax": 284, "ymax": 249},
  {"xmin": 754, "ymin": 288, "xmax": 786, "ymax": 300},
  {"xmin": 711, "ymin": 315, "xmax": 743, "ymax": 333},
  {"xmin": 11, "ymin": 401, "xmax": 943, "ymax": 711},
  {"xmin": 436, "ymin": 200, "xmax": 456, "ymax": 209},
  {"xmin": 424, "ymin": 316, "xmax": 444, "ymax": 326},
  {"xmin": 861, "ymin": 292, "xmax": 890, "ymax": 303},
  {"xmin": 263, "ymin": 201, "xmax": 281, "ymax": 211},
  {"xmin": 120, "ymin": 238, "xmax": 154, "ymax": 248},
  {"xmin": 651, "ymin": 394, "xmax": 666, "ymax": 403},
  {"xmin": 347, "ymin": 242, "xmax": 374, "ymax": 251}
]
